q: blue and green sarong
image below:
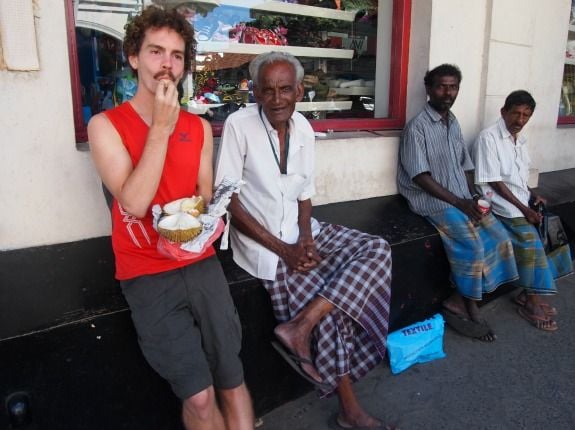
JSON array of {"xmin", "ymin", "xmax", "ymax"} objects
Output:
[
  {"xmin": 497, "ymin": 216, "xmax": 573, "ymax": 295},
  {"xmin": 427, "ymin": 208, "xmax": 518, "ymax": 300}
]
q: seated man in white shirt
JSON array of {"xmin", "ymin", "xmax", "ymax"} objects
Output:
[
  {"xmin": 215, "ymin": 52, "xmax": 394, "ymax": 429},
  {"xmin": 473, "ymin": 90, "xmax": 573, "ymax": 332}
]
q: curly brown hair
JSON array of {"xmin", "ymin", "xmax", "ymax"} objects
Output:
[{"xmin": 123, "ymin": 6, "xmax": 196, "ymax": 75}]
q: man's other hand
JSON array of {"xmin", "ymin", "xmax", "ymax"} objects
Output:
[
  {"xmin": 152, "ymin": 79, "xmax": 180, "ymax": 135},
  {"xmin": 455, "ymin": 198, "xmax": 484, "ymax": 223},
  {"xmin": 282, "ymin": 238, "xmax": 322, "ymax": 272},
  {"xmin": 531, "ymin": 193, "xmax": 547, "ymax": 207},
  {"xmin": 523, "ymin": 206, "xmax": 543, "ymax": 225}
]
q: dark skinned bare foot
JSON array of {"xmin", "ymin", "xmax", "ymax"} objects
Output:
[
  {"xmin": 331, "ymin": 414, "xmax": 397, "ymax": 430},
  {"xmin": 518, "ymin": 299, "xmax": 559, "ymax": 332},
  {"xmin": 515, "ymin": 291, "xmax": 558, "ymax": 316},
  {"xmin": 338, "ymin": 413, "xmax": 382, "ymax": 428},
  {"xmin": 274, "ymin": 322, "xmax": 323, "ymax": 383},
  {"xmin": 442, "ymin": 296, "xmax": 496, "ymax": 342}
]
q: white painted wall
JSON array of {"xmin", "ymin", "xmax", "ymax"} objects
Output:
[
  {"xmin": 427, "ymin": 0, "xmax": 489, "ymax": 143},
  {"xmin": 405, "ymin": 0, "xmax": 431, "ymax": 121},
  {"xmin": 426, "ymin": 0, "xmax": 575, "ymax": 173},
  {"xmin": 1, "ymin": 0, "xmax": 574, "ymax": 251},
  {"xmin": 487, "ymin": 0, "xmax": 575, "ymax": 172},
  {"xmin": 313, "ymin": 133, "xmax": 400, "ymax": 205},
  {"xmin": 0, "ymin": 1, "xmax": 111, "ymax": 250}
]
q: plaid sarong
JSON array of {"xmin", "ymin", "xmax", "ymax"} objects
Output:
[
  {"xmin": 262, "ymin": 222, "xmax": 392, "ymax": 396},
  {"xmin": 427, "ymin": 208, "xmax": 518, "ymax": 300},
  {"xmin": 497, "ymin": 216, "xmax": 572, "ymax": 294}
]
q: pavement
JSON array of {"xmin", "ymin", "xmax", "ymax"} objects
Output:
[{"xmin": 258, "ymin": 274, "xmax": 575, "ymax": 430}]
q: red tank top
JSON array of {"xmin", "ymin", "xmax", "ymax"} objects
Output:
[{"xmin": 105, "ymin": 102, "xmax": 215, "ymax": 280}]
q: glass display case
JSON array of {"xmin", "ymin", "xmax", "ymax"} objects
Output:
[
  {"xmin": 559, "ymin": 0, "xmax": 575, "ymax": 123},
  {"xmin": 68, "ymin": 0, "xmax": 408, "ymax": 140},
  {"xmin": 155, "ymin": 0, "xmax": 388, "ymax": 124}
]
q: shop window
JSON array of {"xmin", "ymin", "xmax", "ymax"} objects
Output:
[
  {"xmin": 559, "ymin": 0, "xmax": 575, "ymax": 125},
  {"xmin": 67, "ymin": 0, "xmax": 410, "ymax": 142}
]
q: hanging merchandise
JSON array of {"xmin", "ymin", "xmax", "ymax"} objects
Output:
[{"xmin": 114, "ymin": 69, "xmax": 137, "ymax": 106}]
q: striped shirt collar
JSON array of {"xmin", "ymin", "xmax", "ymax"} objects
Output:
[{"xmin": 424, "ymin": 102, "xmax": 456, "ymax": 124}]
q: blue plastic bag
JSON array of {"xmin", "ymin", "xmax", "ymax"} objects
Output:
[{"xmin": 387, "ymin": 313, "xmax": 446, "ymax": 374}]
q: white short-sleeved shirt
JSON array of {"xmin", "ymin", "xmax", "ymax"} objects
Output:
[
  {"xmin": 214, "ymin": 104, "xmax": 317, "ymax": 280},
  {"xmin": 472, "ymin": 117, "xmax": 531, "ymax": 218}
]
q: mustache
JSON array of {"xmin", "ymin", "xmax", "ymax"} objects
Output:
[{"xmin": 153, "ymin": 71, "xmax": 176, "ymax": 81}]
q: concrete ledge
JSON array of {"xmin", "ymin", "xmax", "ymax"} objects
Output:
[{"xmin": 1, "ymin": 167, "xmax": 574, "ymax": 427}]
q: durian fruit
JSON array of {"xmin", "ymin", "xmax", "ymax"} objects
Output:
[
  {"xmin": 180, "ymin": 196, "xmax": 204, "ymax": 216},
  {"xmin": 158, "ymin": 212, "xmax": 203, "ymax": 243},
  {"xmin": 163, "ymin": 196, "xmax": 205, "ymax": 217}
]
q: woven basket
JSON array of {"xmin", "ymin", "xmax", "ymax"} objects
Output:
[{"xmin": 198, "ymin": 52, "xmax": 255, "ymax": 71}]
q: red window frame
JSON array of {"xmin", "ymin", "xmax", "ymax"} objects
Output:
[
  {"xmin": 557, "ymin": 116, "xmax": 575, "ymax": 125},
  {"xmin": 66, "ymin": 0, "xmax": 88, "ymax": 143},
  {"xmin": 66, "ymin": 0, "xmax": 411, "ymax": 142}
]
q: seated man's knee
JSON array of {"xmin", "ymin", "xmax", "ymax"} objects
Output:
[
  {"xmin": 367, "ymin": 236, "xmax": 391, "ymax": 257},
  {"xmin": 374, "ymin": 237, "xmax": 391, "ymax": 253},
  {"xmin": 469, "ymin": 241, "xmax": 484, "ymax": 259},
  {"xmin": 183, "ymin": 386, "xmax": 217, "ymax": 421}
]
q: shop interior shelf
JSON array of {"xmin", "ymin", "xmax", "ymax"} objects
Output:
[
  {"xmin": 187, "ymin": 100, "xmax": 353, "ymax": 114},
  {"xmin": 175, "ymin": 0, "xmax": 358, "ymax": 21},
  {"xmin": 295, "ymin": 100, "xmax": 353, "ymax": 111},
  {"xmin": 332, "ymin": 86, "xmax": 375, "ymax": 96},
  {"xmin": 197, "ymin": 41, "xmax": 354, "ymax": 59}
]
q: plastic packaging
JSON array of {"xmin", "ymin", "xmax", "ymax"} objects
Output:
[{"xmin": 387, "ymin": 313, "xmax": 446, "ymax": 374}]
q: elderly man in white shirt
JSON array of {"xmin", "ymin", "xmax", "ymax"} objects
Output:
[
  {"xmin": 473, "ymin": 90, "xmax": 572, "ymax": 332},
  {"xmin": 215, "ymin": 52, "xmax": 394, "ymax": 430}
]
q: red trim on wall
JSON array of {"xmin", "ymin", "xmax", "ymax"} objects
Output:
[
  {"xmin": 65, "ymin": 1, "xmax": 88, "ymax": 143},
  {"xmin": 557, "ymin": 116, "xmax": 575, "ymax": 126},
  {"xmin": 389, "ymin": 0, "xmax": 411, "ymax": 127},
  {"xmin": 309, "ymin": 0, "xmax": 411, "ymax": 133}
]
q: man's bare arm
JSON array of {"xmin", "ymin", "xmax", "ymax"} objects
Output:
[
  {"xmin": 413, "ymin": 172, "xmax": 483, "ymax": 221},
  {"xmin": 465, "ymin": 170, "xmax": 479, "ymax": 198},
  {"xmin": 296, "ymin": 199, "xmax": 321, "ymax": 269},
  {"xmin": 87, "ymin": 80, "xmax": 180, "ymax": 218},
  {"xmin": 195, "ymin": 118, "xmax": 214, "ymax": 204},
  {"xmin": 489, "ymin": 181, "xmax": 541, "ymax": 225},
  {"xmin": 229, "ymin": 195, "xmax": 316, "ymax": 271}
]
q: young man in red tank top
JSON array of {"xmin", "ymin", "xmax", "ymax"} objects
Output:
[{"xmin": 87, "ymin": 7, "xmax": 253, "ymax": 430}]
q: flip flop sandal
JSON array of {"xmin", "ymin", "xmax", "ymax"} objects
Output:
[
  {"xmin": 513, "ymin": 293, "xmax": 558, "ymax": 316},
  {"xmin": 517, "ymin": 307, "xmax": 558, "ymax": 332},
  {"xmin": 271, "ymin": 341, "xmax": 331, "ymax": 390},
  {"xmin": 441, "ymin": 308, "xmax": 496, "ymax": 342},
  {"xmin": 328, "ymin": 414, "xmax": 396, "ymax": 430}
]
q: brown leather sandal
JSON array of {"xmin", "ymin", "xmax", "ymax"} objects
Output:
[{"xmin": 513, "ymin": 291, "xmax": 558, "ymax": 316}]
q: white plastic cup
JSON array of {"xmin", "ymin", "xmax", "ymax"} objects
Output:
[{"xmin": 477, "ymin": 199, "xmax": 491, "ymax": 214}]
